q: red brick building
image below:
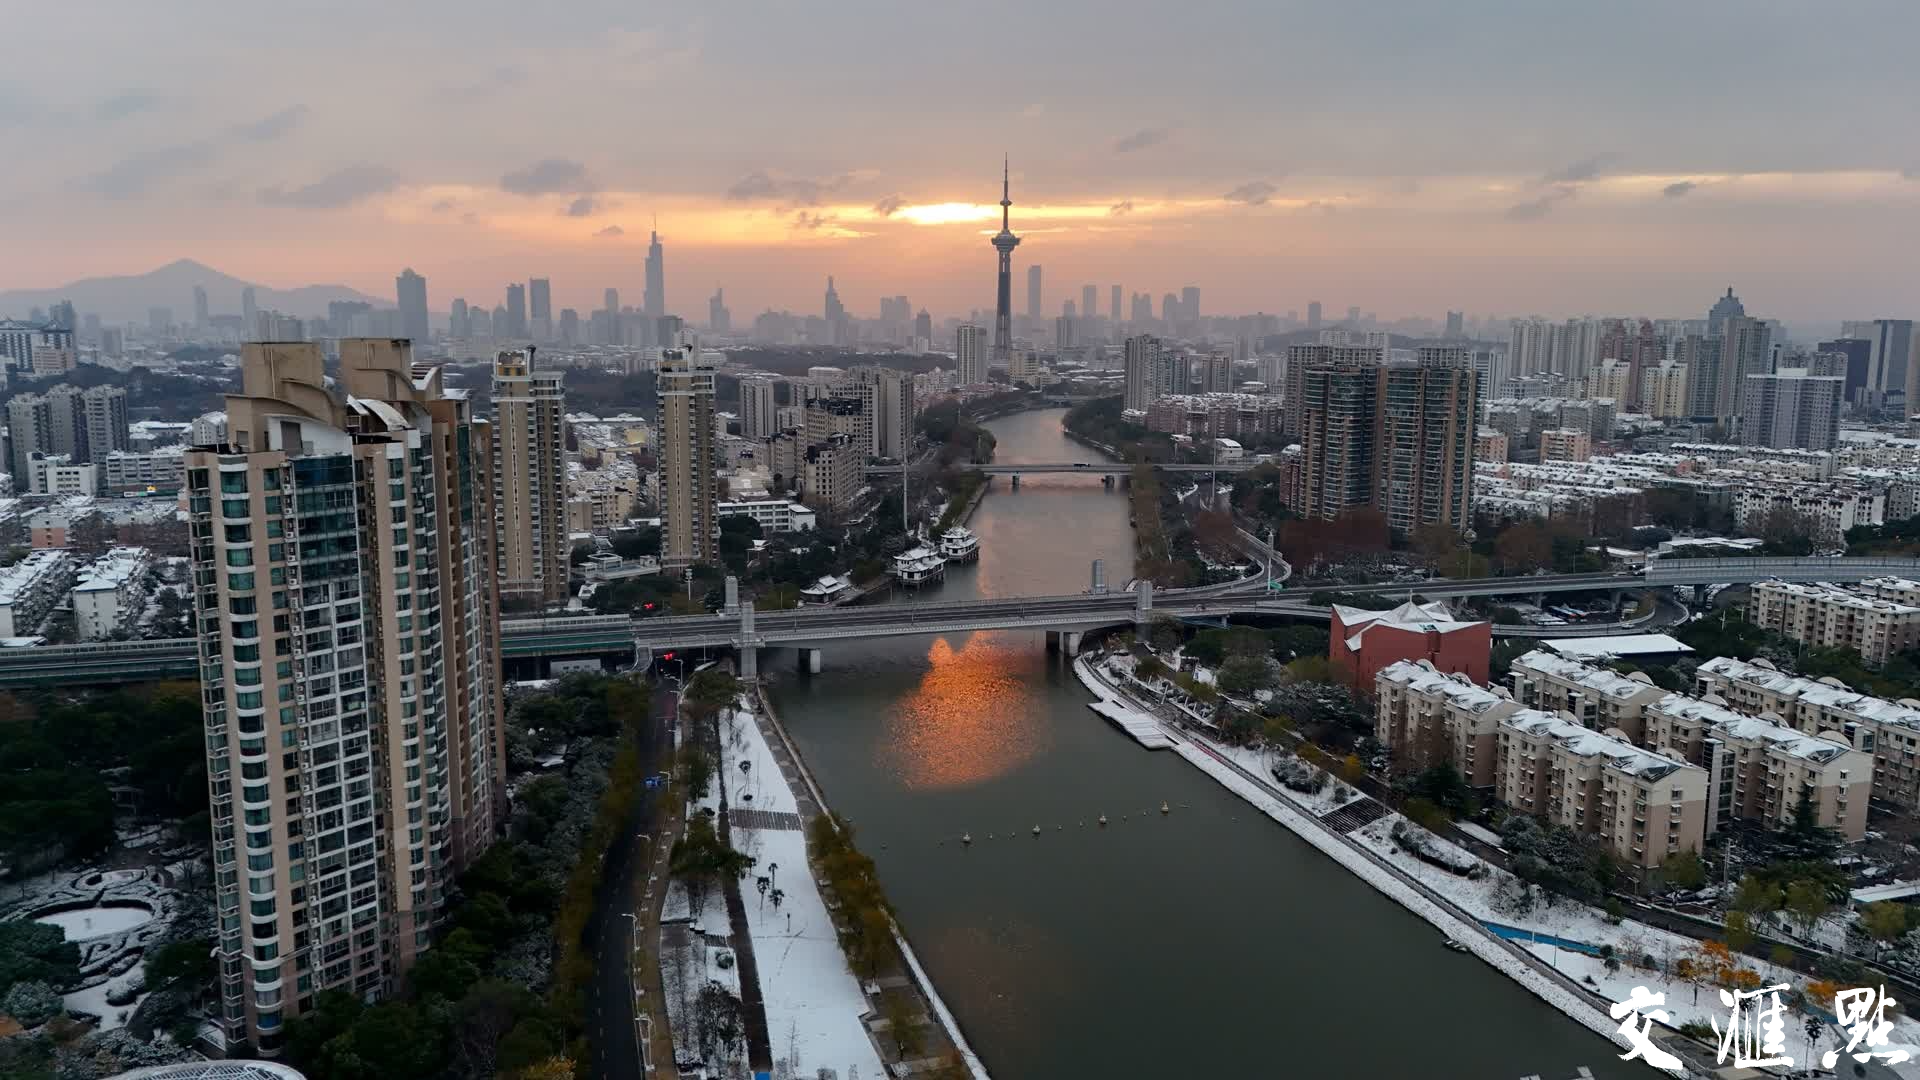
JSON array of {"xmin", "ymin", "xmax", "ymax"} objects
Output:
[{"xmin": 1329, "ymin": 600, "xmax": 1490, "ymax": 691}]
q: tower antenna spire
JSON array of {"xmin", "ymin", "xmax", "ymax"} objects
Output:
[{"xmin": 1001, "ymin": 155, "xmax": 1011, "ymax": 229}]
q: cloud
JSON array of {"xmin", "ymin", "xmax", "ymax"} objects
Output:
[
  {"xmin": 1020, "ymin": 103, "xmax": 1045, "ymax": 119},
  {"xmin": 1541, "ymin": 153, "xmax": 1619, "ymax": 185},
  {"xmin": 1505, "ymin": 185, "xmax": 1577, "ymax": 221},
  {"xmin": 231, "ymin": 105, "xmax": 309, "ymax": 143},
  {"xmin": 431, "ymin": 197, "xmax": 457, "ymax": 213},
  {"xmin": 1903, "ymin": 168, "xmax": 1919, "ymax": 182},
  {"xmin": 1113, "ymin": 127, "xmax": 1173, "ymax": 154},
  {"xmin": 1109, "ymin": 200, "xmax": 1134, "ymax": 217},
  {"xmin": 500, "ymin": 157, "xmax": 594, "ymax": 195},
  {"xmin": 433, "ymin": 65, "xmax": 525, "ymax": 101},
  {"xmin": 1223, "ymin": 180, "xmax": 1279, "ymax": 206},
  {"xmin": 563, "ymin": 195, "xmax": 598, "ymax": 217},
  {"xmin": 791, "ymin": 211, "xmax": 834, "ymax": 231},
  {"xmin": 95, "ymin": 91, "xmax": 160, "ymax": 122},
  {"xmin": 725, "ymin": 169, "xmax": 863, "ymax": 207},
  {"xmin": 872, "ymin": 194, "xmax": 906, "ymax": 217},
  {"xmin": 595, "ymin": 224, "xmax": 625, "ymax": 237},
  {"xmin": 461, "ymin": 212, "xmax": 480, "ymax": 225},
  {"xmin": 85, "ymin": 141, "xmax": 219, "ymax": 198},
  {"xmin": 1662, "ymin": 180, "xmax": 1699, "ymax": 198},
  {"xmin": 258, "ymin": 165, "xmax": 402, "ymax": 209}
]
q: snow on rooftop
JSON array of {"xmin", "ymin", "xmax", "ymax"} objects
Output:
[
  {"xmin": 1512, "ymin": 649, "xmax": 1658, "ymax": 699},
  {"xmin": 1376, "ymin": 659, "xmax": 1509, "ymax": 712},
  {"xmin": 1501, "ymin": 708, "xmax": 1695, "ymax": 778},
  {"xmin": 1541, "ymin": 634, "xmax": 1692, "ymax": 660}
]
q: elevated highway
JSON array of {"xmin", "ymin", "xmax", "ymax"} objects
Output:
[
  {"xmin": 864, "ymin": 461, "xmax": 1255, "ymax": 476},
  {"xmin": 0, "ymin": 556, "xmax": 1914, "ymax": 688}
]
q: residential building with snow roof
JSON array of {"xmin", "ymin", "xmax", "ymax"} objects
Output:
[
  {"xmin": 1329, "ymin": 599, "xmax": 1490, "ymax": 689},
  {"xmin": 1507, "ymin": 649, "xmax": 1667, "ymax": 743},
  {"xmin": 1642, "ymin": 692, "xmax": 1869, "ymax": 839},
  {"xmin": 1745, "ymin": 580, "xmax": 1920, "ymax": 666},
  {"xmin": 71, "ymin": 546, "xmax": 151, "ymax": 640},
  {"xmin": 1494, "ymin": 709, "xmax": 1707, "ymax": 868},
  {"xmin": 1693, "ymin": 656, "xmax": 1920, "ymax": 816},
  {"xmin": 1374, "ymin": 659, "xmax": 1521, "ymax": 786}
]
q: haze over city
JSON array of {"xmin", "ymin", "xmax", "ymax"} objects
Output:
[{"xmin": 7, "ymin": 0, "xmax": 1920, "ymax": 326}]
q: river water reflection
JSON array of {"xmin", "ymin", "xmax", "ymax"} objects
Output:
[{"xmin": 766, "ymin": 408, "xmax": 1647, "ymax": 1079}]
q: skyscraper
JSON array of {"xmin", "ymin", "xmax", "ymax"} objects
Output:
[
  {"xmin": 81, "ymin": 385, "xmax": 130, "ymax": 462},
  {"xmin": 1111, "ymin": 285, "xmax": 1123, "ymax": 331},
  {"xmin": 1027, "ymin": 264, "xmax": 1043, "ymax": 322},
  {"xmin": 1741, "ymin": 371, "xmax": 1843, "ymax": 451},
  {"xmin": 645, "ymin": 229, "xmax": 667, "ymax": 321},
  {"xmin": 1307, "ymin": 301, "xmax": 1322, "ymax": 330},
  {"xmin": 956, "ymin": 324, "xmax": 988, "ymax": 385},
  {"xmin": 853, "ymin": 365, "xmax": 915, "ymax": 460},
  {"xmin": 450, "ymin": 298, "xmax": 469, "ymax": 339},
  {"xmin": 1444, "ymin": 311, "xmax": 1464, "ymax": 339},
  {"xmin": 491, "ymin": 349, "xmax": 568, "ymax": 605},
  {"xmin": 1083, "ymin": 284, "xmax": 1098, "ymax": 322},
  {"xmin": 658, "ymin": 339, "xmax": 717, "ymax": 566},
  {"xmin": 1861, "ymin": 319, "xmax": 1919, "ymax": 408},
  {"xmin": 5, "ymin": 394, "xmax": 51, "ymax": 484},
  {"xmin": 990, "ymin": 159, "xmax": 1021, "ymax": 372},
  {"xmin": 528, "ymin": 278, "xmax": 552, "ymax": 342},
  {"xmin": 1283, "ymin": 343, "xmax": 1383, "ymax": 439},
  {"xmin": 1123, "ymin": 334, "xmax": 1162, "ymax": 413},
  {"xmin": 193, "ymin": 285, "xmax": 209, "ymax": 330},
  {"xmin": 505, "ymin": 284, "xmax": 527, "ymax": 339},
  {"xmin": 739, "ymin": 375, "xmax": 777, "ymax": 439},
  {"xmin": 1817, "ymin": 337, "xmax": 1872, "ymax": 404},
  {"xmin": 913, "ymin": 309, "xmax": 932, "ymax": 345},
  {"xmin": 709, "ymin": 287, "xmax": 731, "ymax": 332},
  {"xmin": 1716, "ymin": 316, "xmax": 1774, "ymax": 420},
  {"xmin": 241, "ymin": 287, "xmax": 257, "ymax": 338},
  {"xmin": 1297, "ymin": 353, "xmax": 1476, "ymax": 534},
  {"xmin": 396, "ymin": 268, "xmax": 429, "ymax": 345},
  {"xmin": 1181, "ymin": 286, "xmax": 1201, "ymax": 328},
  {"xmin": 186, "ymin": 340, "xmax": 503, "ymax": 1053},
  {"xmin": 1707, "ymin": 287, "xmax": 1746, "ymax": 338}
]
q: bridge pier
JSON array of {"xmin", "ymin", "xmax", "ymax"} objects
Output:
[
  {"xmin": 737, "ymin": 602, "xmax": 759, "ymax": 681},
  {"xmin": 1102, "ymin": 474, "xmax": 1114, "ymax": 489},
  {"xmin": 1010, "ymin": 474, "xmax": 1020, "ymax": 490},
  {"xmin": 798, "ymin": 648, "xmax": 823, "ymax": 674},
  {"xmin": 1134, "ymin": 579, "xmax": 1153, "ymax": 635},
  {"xmin": 723, "ymin": 575, "xmax": 740, "ymax": 616},
  {"xmin": 1045, "ymin": 630, "xmax": 1083, "ymax": 657}
]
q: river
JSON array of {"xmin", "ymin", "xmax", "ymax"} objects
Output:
[{"xmin": 766, "ymin": 407, "xmax": 1647, "ymax": 1080}]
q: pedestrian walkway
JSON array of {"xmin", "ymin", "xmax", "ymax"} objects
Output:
[
  {"xmin": 730, "ymin": 807, "xmax": 804, "ymax": 831},
  {"xmin": 1317, "ymin": 797, "xmax": 1389, "ymax": 834}
]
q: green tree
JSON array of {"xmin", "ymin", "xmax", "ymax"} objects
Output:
[
  {"xmin": 1725, "ymin": 909, "xmax": 1755, "ymax": 954},
  {"xmin": 1785, "ymin": 879, "xmax": 1832, "ymax": 939},
  {"xmin": 1861, "ymin": 900, "xmax": 1909, "ymax": 952},
  {"xmin": 1658, "ymin": 850, "xmax": 1706, "ymax": 892},
  {"xmin": 1217, "ymin": 656, "xmax": 1275, "ymax": 695}
]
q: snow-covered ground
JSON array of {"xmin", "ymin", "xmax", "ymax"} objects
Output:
[
  {"xmin": 1076, "ymin": 650, "xmax": 1920, "ymax": 1069},
  {"xmin": 719, "ymin": 705, "xmax": 887, "ymax": 1080}
]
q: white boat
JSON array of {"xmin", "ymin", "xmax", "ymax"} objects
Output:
[
  {"xmin": 890, "ymin": 544, "xmax": 947, "ymax": 588},
  {"xmin": 798, "ymin": 574, "xmax": 853, "ymax": 605},
  {"xmin": 939, "ymin": 525, "xmax": 980, "ymax": 563}
]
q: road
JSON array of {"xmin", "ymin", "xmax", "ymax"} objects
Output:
[{"xmin": 586, "ymin": 679, "xmax": 678, "ymax": 1080}]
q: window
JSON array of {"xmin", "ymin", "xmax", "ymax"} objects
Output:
[
  {"xmin": 229, "ymin": 572, "xmax": 255, "ymax": 591},
  {"xmin": 224, "ymin": 523, "xmax": 252, "ymax": 543},
  {"xmin": 220, "ymin": 472, "xmax": 249, "ymax": 494},
  {"xmin": 226, "ymin": 547, "xmax": 253, "ymax": 567},
  {"xmin": 229, "ymin": 596, "xmax": 258, "ymax": 615},
  {"xmin": 223, "ymin": 498, "xmax": 249, "ymax": 518}
]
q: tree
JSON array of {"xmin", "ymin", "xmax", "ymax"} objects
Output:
[
  {"xmin": 1861, "ymin": 900, "xmax": 1909, "ymax": 954},
  {"xmin": 1725, "ymin": 909, "xmax": 1755, "ymax": 954},
  {"xmin": 1494, "ymin": 521, "xmax": 1553, "ymax": 574},
  {"xmin": 0, "ymin": 923, "xmax": 80, "ymax": 998},
  {"xmin": 1658, "ymin": 850, "xmax": 1707, "ymax": 893},
  {"xmin": 514, "ymin": 1057, "xmax": 577, "ymax": 1080},
  {"xmin": 1410, "ymin": 522, "xmax": 1461, "ymax": 571},
  {"xmin": 1217, "ymin": 656, "xmax": 1275, "ymax": 696},
  {"xmin": 1785, "ymin": 878, "xmax": 1831, "ymax": 939},
  {"xmin": 2, "ymin": 980, "xmax": 62, "ymax": 1026},
  {"xmin": 1147, "ymin": 615, "xmax": 1184, "ymax": 653}
]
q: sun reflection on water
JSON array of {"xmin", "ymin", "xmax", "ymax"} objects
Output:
[{"xmin": 881, "ymin": 632, "xmax": 1048, "ymax": 790}]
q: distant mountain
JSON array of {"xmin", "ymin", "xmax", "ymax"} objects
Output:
[{"xmin": 0, "ymin": 258, "xmax": 390, "ymax": 325}]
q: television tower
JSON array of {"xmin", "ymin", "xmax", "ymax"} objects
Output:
[{"xmin": 990, "ymin": 156, "xmax": 1020, "ymax": 371}]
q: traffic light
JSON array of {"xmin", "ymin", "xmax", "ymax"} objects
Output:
[{"xmin": 661, "ymin": 652, "xmax": 675, "ymax": 661}]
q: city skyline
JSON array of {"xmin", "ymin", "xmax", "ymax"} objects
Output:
[{"xmin": 7, "ymin": 2, "xmax": 1920, "ymax": 322}]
